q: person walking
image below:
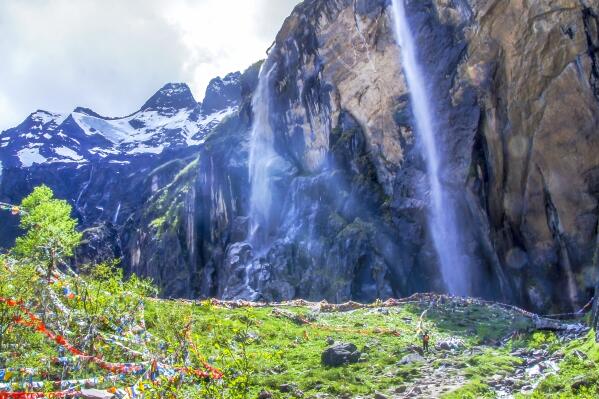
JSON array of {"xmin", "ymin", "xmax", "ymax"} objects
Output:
[{"xmin": 422, "ymin": 331, "xmax": 430, "ymax": 353}]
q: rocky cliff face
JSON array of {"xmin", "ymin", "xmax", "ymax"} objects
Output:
[
  {"xmin": 452, "ymin": 0, "xmax": 599, "ymax": 311},
  {"xmin": 216, "ymin": 0, "xmax": 599, "ymax": 312},
  {"xmin": 1, "ymin": 0, "xmax": 597, "ymax": 312}
]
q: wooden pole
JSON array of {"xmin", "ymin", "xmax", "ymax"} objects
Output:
[{"xmin": 592, "ymin": 217, "xmax": 599, "ymax": 341}]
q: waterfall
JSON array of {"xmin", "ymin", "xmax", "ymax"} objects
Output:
[
  {"xmin": 75, "ymin": 165, "xmax": 94, "ymax": 222},
  {"xmin": 113, "ymin": 202, "xmax": 121, "ymax": 224},
  {"xmin": 390, "ymin": 0, "xmax": 470, "ymax": 296},
  {"xmin": 248, "ymin": 60, "xmax": 278, "ymax": 248}
]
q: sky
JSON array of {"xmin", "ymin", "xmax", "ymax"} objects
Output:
[{"xmin": 0, "ymin": 0, "xmax": 299, "ymax": 131}]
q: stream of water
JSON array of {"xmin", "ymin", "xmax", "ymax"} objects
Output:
[
  {"xmin": 390, "ymin": 0, "xmax": 470, "ymax": 295},
  {"xmin": 248, "ymin": 60, "xmax": 278, "ymax": 249}
]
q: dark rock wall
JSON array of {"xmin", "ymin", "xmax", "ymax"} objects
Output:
[{"xmin": 210, "ymin": 0, "xmax": 599, "ymax": 311}]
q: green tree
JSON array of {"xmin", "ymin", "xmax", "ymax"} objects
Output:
[{"xmin": 12, "ymin": 185, "xmax": 82, "ymax": 277}]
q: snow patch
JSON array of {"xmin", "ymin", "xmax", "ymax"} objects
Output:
[
  {"xmin": 31, "ymin": 111, "xmax": 57, "ymax": 125},
  {"xmin": 127, "ymin": 145, "xmax": 165, "ymax": 155},
  {"xmin": 54, "ymin": 146, "xmax": 84, "ymax": 162},
  {"xmin": 89, "ymin": 147, "xmax": 120, "ymax": 157},
  {"xmin": 71, "ymin": 105, "xmax": 237, "ymax": 150},
  {"xmin": 18, "ymin": 147, "xmax": 47, "ymax": 167},
  {"xmin": 73, "ymin": 113, "xmax": 131, "ymax": 143}
]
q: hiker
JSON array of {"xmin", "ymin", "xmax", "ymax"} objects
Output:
[{"xmin": 422, "ymin": 330, "xmax": 430, "ymax": 353}]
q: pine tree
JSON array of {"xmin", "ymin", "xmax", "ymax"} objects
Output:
[{"xmin": 12, "ymin": 185, "xmax": 82, "ymax": 277}]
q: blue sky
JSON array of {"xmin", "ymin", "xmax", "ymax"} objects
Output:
[{"xmin": 0, "ymin": 0, "xmax": 299, "ymax": 131}]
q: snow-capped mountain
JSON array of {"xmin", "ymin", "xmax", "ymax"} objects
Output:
[{"xmin": 0, "ymin": 73, "xmax": 241, "ymax": 169}]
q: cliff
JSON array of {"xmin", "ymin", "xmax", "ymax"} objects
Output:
[{"xmin": 214, "ymin": 0, "xmax": 599, "ymax": 312}]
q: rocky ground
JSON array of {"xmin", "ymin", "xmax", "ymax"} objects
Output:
[
  {"xmin": 366, "ymin": 324, "xmax": 589, "ymax": 399},
  {"xmin": 175, "ymin": 294, "xmax": 595, "ymax": 398}
]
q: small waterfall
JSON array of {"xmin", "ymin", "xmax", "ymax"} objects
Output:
[
  {"xmin": 390, "ymin": 0, "xmax": 470, "ymax": 295},
  {"xmin": 186, "ymin": 186, "xmax": 196, "ymax": 261},
  {"xmin": 248, "ymin": 60, "xmax": 278, "ymax": 248},
  {"xmin": 113, "ymin": 202, "xmax": 121, "ymax": 224},
  {"xmin": 75, "ymin": 165, "xmax": 94, "ymax": 222}
]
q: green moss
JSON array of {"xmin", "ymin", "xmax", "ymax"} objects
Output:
[
  {"xmin": 512, "ymin": 330, "xmax": 561, "ymax": 352},
  {"xmin": 173, "ymin": 158, "xmax": 199, "ymax": 183},
  {"xmin": 442, "ymin": 379, "xmax": 494, "ymax": 399},
  {"xmin": 463, "ymin": 350, "xmax": 522, "ymax": 378},
  {"xmin": 142, "ymin": 156, "xmax": 200, "ymax": 239},
  {"xmin": 150, "ymin": 216, "xmax": 166, "ymax": 230}
]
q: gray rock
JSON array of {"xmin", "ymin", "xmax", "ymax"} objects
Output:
[
  {"xmin": 407, "ymin": 345, "xmax": 424, "ymax": 356},
  {"xmin": 571, "ymin": 349, "xmax": 588, "ymax": 360},
  {"xmin": 571, "ymin": 375, "xmax": 595, "ymax": 390},
  {"xmin": 280, "ymin": 384, "xmax": 295, "ymax": 393},
  {"xmin": 321, "ymin": 342, "xmax": 362, "ymax": 367},
  {"xmin": 258, "ymin": 390, "xmax": 273, "ymax": 399},
  {"xmin": 394, "ymin": 386, "xmax": 407, "ymax": 393},
  {"xmin": 398, "ymin": 353, "xmax": 425, "ymax": 365},
  {"xmin": 436, "ymin": 337, "xmax": 464, "ymax": 351}
]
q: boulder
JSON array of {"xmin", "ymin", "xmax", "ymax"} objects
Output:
[
  {"xmin": 321, "ymin": 342, "xmax": 362, "ymax": 367},
  {"xmin": 398, "ymin": 353, "xmax": 425, "ymax": 365},
  {"xmin": 258, "ymin": 390, "xmax": 273, "ymax": 399},
  {"xmin": 279, "ymin": 384, "xmax": 296, "ymax": 393},
  {"xmin": 436, "ymin": 337, "xmax": 465, "ymax": 351},
  {"xmin": 571, "ymin": 374, "xmax": 596, "ymax": 390}
]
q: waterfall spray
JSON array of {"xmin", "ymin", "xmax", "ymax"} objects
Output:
[
  {"xmin": 248, "ymin": 60, "xmax": 278, "ymax": 248},
  {"xmin": 390, "ymin": 0, "xmax": 470, "ymax": 296}
]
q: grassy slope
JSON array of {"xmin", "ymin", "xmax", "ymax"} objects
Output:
[
  {"xmin": 146, "ymin": 298, "xmax": 537, "ymax": 398},
  {"xmin": 3, "ymin": 271, "xmax": 598, "ymax": 398}
]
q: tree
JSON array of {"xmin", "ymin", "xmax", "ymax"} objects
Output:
[{"xmin": 12, "ymin": 185, "xmax": 82, "ymax": 277}]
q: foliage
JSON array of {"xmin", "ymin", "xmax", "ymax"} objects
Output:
[
  {"xmin": 12, "ymin": 185, "xmax": 82, "ymax": 275},
  {"xmin": 442, "ymin": 379, "xmax": 494, "ymax": 399},
  {"xmin": 463, "ymin": 350, "xmax": 522, "ymax": 378},
  {"xmin": 511, "ymin": 330, "xmax": 561, "ymax": 352},
  {"xmin": 0, "ymin": 256, "xmax": 40, "ymax": 355}
]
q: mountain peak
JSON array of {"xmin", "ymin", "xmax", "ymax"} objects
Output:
[
  {"xmin": 202, "ymin": 72, "xmax": 242, "ymax": 114},
  {"xmin": 140, "ymin": 83, "xmax": 198, "ymax": 112},
  {"xmin": 29, "ymin": 110, "xmax": 61, "ymax": 124},
  {"xmin": 8, "ymin": 110, "xmax": 65, "ymax": 133},
  {"xmin": 73, "ymin": 107, "xmax": 105, "ymax": 118}
]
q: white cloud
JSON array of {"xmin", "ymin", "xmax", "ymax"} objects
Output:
[{"xmin": 0, "ymin": 0, "xmax": 299, "ymax": 131}]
